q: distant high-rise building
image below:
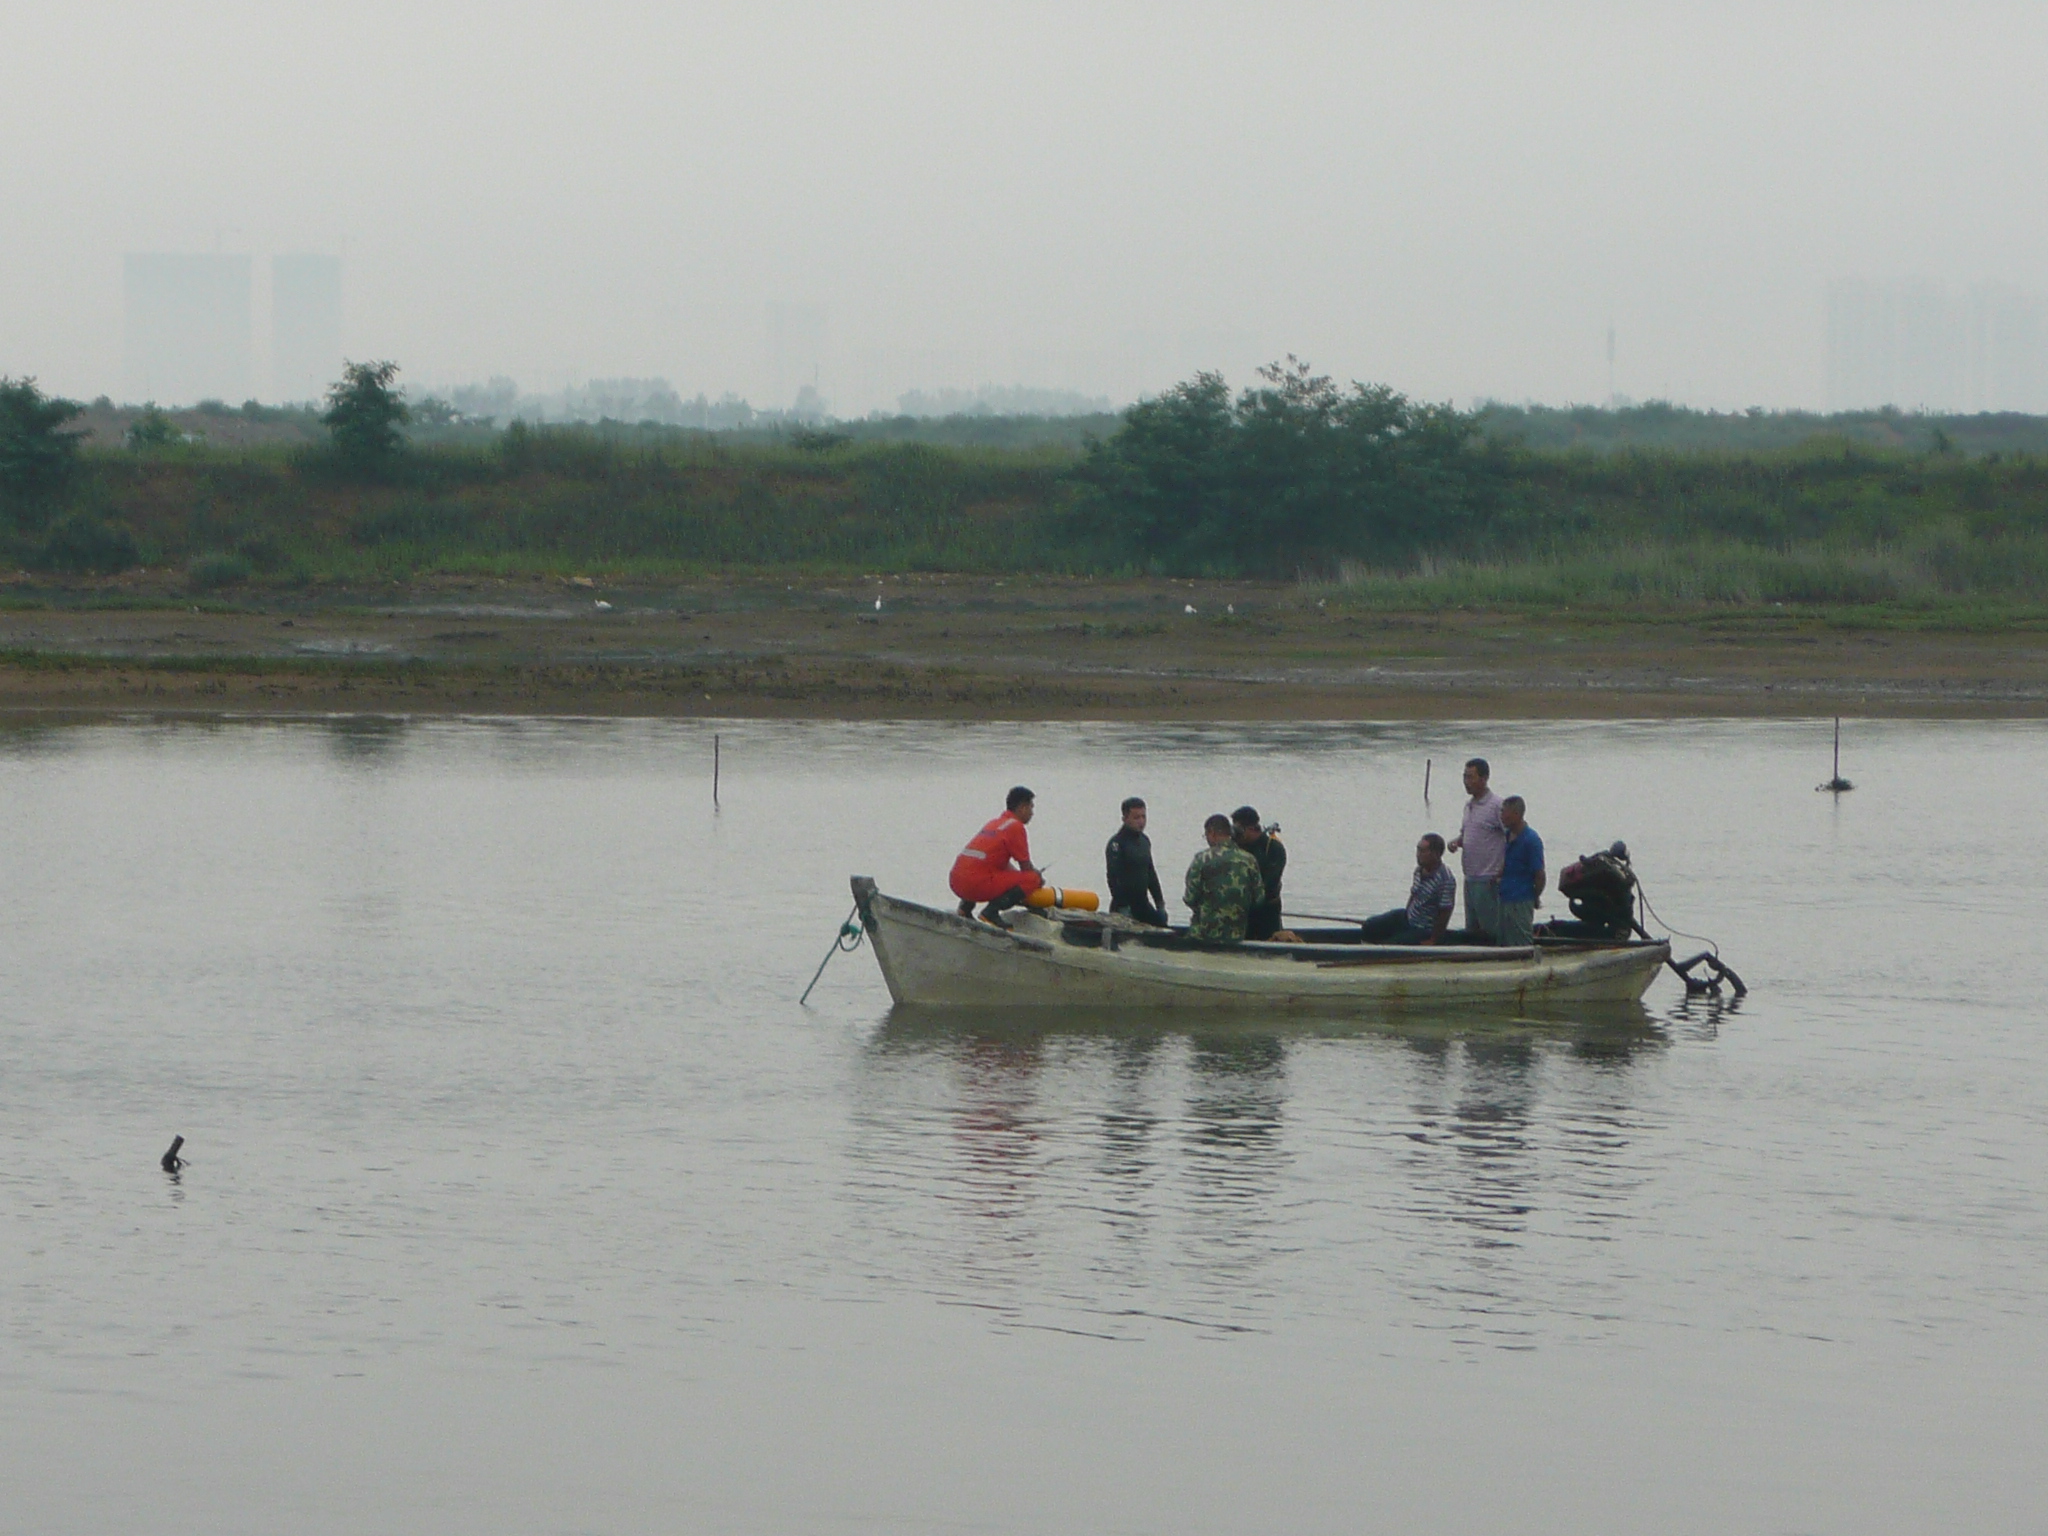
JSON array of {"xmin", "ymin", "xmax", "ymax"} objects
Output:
[
  {"xmin": 1968, "ymin": 283, "xmax": 2048, "ymax": 414},
  {"xmin": 1828, "ymin": 278, "xmax": 2045, "ymax": 412},
  {"xmin": 272, "ymin": 254, "xmax": 343, "ymax": 405},
  {"xmin": 1826, "ymin": 278, "xmax": 1965, "ymax": 411},
  {"xmin": 766, "ymin": 302, "xmax": 827, "ymax": 410},
  {"xmin": 123, "ymin": 254, "xmax": 253, "ymax": 405},
  {"xmin": 1826, "ymin": 279, "xmax": 1890, "ymax": 410}
]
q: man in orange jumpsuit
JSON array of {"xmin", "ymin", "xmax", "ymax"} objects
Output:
[{"xmin": 950, "ymin": 785, "xmax": 1044, "ymax": 923}]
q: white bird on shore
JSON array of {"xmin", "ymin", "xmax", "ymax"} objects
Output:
[
  {"xmin": 1184, "ymin": 604, "xmax": 1197, "ymax": 614},
  {"xmin": 594, "ymin": 600, "xmax": 612, "ymax": 611},
  {"xmin": 875, "ymin": 597, "xmax": 883, "ymax": 611}
]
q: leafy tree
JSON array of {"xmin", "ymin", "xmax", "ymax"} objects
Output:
[
  {"xmin": 322, "ymin": 360, "xmax": 409, "ymax": 467},
  {"xmin": 1081, "ymin": 371, "xmax": 1237, "ymax": 560},
  {"xmin": 126, "ymin": 403, "xmax": 180, "ymax": 449},
  {"xmin": 409, "ymin": 395, "xmax": 460, "ymax": 429},
  {"xmin": 1082, "ymin": 359, "xmax": 1494, "ymax": 571},
  {"xmin": 0, "ymin": 376, "xmax": 86, "ymax": 512}
]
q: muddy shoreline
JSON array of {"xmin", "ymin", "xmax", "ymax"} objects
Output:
[{"xmin": 3, "ymin": 574, "xmax": 2045, "ymax": 720}]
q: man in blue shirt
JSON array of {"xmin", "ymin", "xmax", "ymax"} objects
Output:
[{"xmin": 1497, "ymin": 795, "xmax": 1545, "ymax": 947}]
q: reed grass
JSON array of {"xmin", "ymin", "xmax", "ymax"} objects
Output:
[{"xmin": 6, "ymin": 427, "xmax": 2048, "ymax": 624}]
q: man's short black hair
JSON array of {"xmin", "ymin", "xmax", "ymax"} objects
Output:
[
  {"xmin": 1120, "ymin": 796, "xmax": 1146, "ymax": 816},
  {"xmin": 1231, "ymin": 805, "xmax": 1260, "ymax": 828},
  {"xmin": 1006, "ymin": 785, "xmax": 1035, "ymax": 810},
  {"xmin": 1502, "ymin": 794, "xmax": 1525, "ymax": 813},
  {"xmin": 1464, "ymin": 757, "xmax": 1490, "ymax": 779},
  {"xmin": 1204, "ymin": 812, "xmax": 1231, "ymax": 835},
  {"xmin": 1421, "ymin": 832, "xmax": 1446, "ymax": 854}
]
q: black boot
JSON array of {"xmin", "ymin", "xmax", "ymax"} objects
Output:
[{"xmin": 978, "ymin": 886, "xmax": 1029, "ymax": 925}]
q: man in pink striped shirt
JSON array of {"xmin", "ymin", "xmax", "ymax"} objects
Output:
[{"xmin": 1446, "ymin": 757, "xmax": 1506, "ymax": 943}]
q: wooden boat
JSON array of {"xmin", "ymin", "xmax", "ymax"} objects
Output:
[{"xmin": 849, "ymin": 877, "xmax": 1670, "ymax": 1012}]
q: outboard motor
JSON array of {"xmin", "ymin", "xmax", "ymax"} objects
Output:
[
  {"xmin": 1552, "ymin": 840, "xmax": 1638, "ymax": 939},
  {"xmin": 1546, "ymin": 840, "xmax": 1749, "ymax": 997}
]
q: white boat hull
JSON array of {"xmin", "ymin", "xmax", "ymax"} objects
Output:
[{"xmin": 850, "ymin": 878, "xmax": 1668, "ymax": 1013}]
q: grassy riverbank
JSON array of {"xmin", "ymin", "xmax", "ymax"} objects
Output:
[
  {"xmin": 10, "ymin": 435, "xmax": 2044, "ymax": 618},
  {"xmin": 7, "ymin": 372, "xmax": 2048, "ymax": 625}
]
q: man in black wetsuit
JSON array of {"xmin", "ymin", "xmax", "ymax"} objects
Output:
[
  {"xmin": 1104, "ymin": 796, "xmax": 1168, "ymax": 926},
  {"xmin": 1231, "ymin": 805, "xmax": 1287, "ymax": 941}
]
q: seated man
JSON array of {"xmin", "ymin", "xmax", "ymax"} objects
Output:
[
  {"xmin": 1183, "ymin": 813, "xmax": 1266, "ymax": 942},
  {"xmin": 1359, "ymin": 833, "xmax": 1457, "ymax": 945},
  {"xmin": 950, "ymin": 785, "xmax": 1043, "ymax": 923},
  {"xmin": 1231, "ymin": 806, "xmax": 1287, "ymax": 941},
  {"xmin": 1496, "ymin": 794, "xmax": 1545, "ymax": 947},
  {"xmin": 1105, "ymin": 796, "xmax": 1168, "ymax": 926}
]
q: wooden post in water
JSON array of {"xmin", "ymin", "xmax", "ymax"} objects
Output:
[
  {"xmin": 1819, "ymin": 716, "xmax": 1854, "ymax": 793},
  {"xmin": 1423, "ymin": 758, "xmax": 1431, "ymax": 802},
  {"xmin": 714, "ymin": 733, "xmax": 721, "ymax": 810}
]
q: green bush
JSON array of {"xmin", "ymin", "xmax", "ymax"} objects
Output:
[
  {"xmin": 30, "ymin": 513, "xmax": 139, "ymax": 574},
  {"xmin": 235, "ymin": 534, "xmax": 289, "ymax": 573},
  {"xmin": 126, "ymin": 405, "xmax": 180, "ymax": 450},
  {"xmin": 188, "ymin": 550, "xmax": 255, "ymax": 590}
]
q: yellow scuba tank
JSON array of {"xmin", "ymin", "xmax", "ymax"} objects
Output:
[{"xmin": 1025, "ymin": 886, "xmax": 1100, "ymax": 912}]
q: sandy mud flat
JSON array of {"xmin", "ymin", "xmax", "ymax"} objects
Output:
[{"xmin": 2, "ymin": 573, "xmax": 2044, "ymax": 719}]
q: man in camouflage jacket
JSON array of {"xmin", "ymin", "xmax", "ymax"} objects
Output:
[{"xmin": 1183, "ymin": 813, "xmax": 1267, "ymax": 942}]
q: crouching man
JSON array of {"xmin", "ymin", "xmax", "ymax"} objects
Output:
[{"xmin": 950, "ymin": 785, "xmax": 1044, "ymax": 924}]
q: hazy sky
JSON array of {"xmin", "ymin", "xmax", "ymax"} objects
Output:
[{"xmin": 4, "ymin": 2, "xmax": 2044, "ymax": 411}]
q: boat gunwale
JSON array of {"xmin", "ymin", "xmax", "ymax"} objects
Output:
[{"xmin": 859, "ymin": 882, "xmax": 1663, "ymax": 968}]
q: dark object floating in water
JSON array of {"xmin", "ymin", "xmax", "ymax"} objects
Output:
[
  {"xmin": 161, "ymin": 1135, "xmax": 184, "ymax": 1172},
  {"xmin": 1818, "ymin": 716, "xmax": 1853, "ymax": 793}
]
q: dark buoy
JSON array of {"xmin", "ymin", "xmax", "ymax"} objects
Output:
[
  {"xmin": 1818, "ymin": 716, "xmax": 1854, "ymax": 793},
  {"xmin": 161, "ymin": 1135, "xmax": 184, "ymax": 1172}
]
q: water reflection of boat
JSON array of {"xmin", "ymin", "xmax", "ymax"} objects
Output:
[
  {"xmin": 870, "ymin": 1003, "xmax": 1666, "ymax": 1050},
  {"xmin": 852, "ymin": 877, "xmax": 1669, "ymax": 1013}
]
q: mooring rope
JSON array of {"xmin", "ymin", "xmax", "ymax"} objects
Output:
[{"xmin": 799, "ymin": 903, "xmax": 867, "ymax": 1006}]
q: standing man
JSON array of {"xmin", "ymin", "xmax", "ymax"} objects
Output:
[
  {"xmin": 1497, "ymin": 795, "xmax": 1546, "ymax": 947},
  {"xmin": 1231, "ymin": 806, "xmax": 1287, "ymax": 941},
  {"xmin": 1446, "ymin": 757, "xmax": 1506, "ymax": 943},
  {"xmin": 950, "ymin": 785, "xmax": 1044, "ymax": 924},
  {"xmin": 1105, "ymin": 796, "xmax": 1168, "ymax": 926},
  {"xmin": 1183, "ymin": 813, "xmax": 1265, "ymax": 943}
]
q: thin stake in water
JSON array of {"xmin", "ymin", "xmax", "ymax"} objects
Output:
[
  {"xmin": 714, "ymin": 732, "xmax": 721, "ymax": 810},
  {"xmin": 1819, "ymin": 716, "xmax": 1854, "ymax": 793},
  {"xmin": 1423, "ymin": 758, "xmax": 1431, "ymax": 802}
]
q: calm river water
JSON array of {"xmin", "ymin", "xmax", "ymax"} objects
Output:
[{"xmin": 2, "ymin": 716, "xmax": 2044, "ymax": 1534}]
